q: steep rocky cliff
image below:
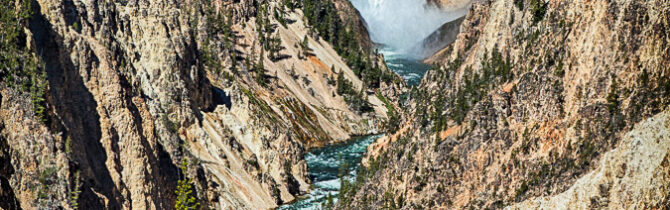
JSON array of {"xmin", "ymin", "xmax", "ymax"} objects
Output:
[
  {"xmin": 340, "ymin": 0, "xmax": 669, "ymax": 209},
  {"xmin": 0, "ymin": 0, "xmax": 401, "ymax": 209},
  {"xmin": 427, "ymin": 0, "xmax": 472, "ymax": 10},
  {"xmin": 411, "ymin": 16, "xmax": 465, "ymax": 60}
]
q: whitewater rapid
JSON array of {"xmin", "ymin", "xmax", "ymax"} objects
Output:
[{"xmin": 279, "ymin": 135, "xmax": 383, "ymax": 210}]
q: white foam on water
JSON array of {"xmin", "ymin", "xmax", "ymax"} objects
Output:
[
  {"xmin": 314, "ymin": 179, "xmax": 341, "ymax": 191},
  {"xmin": 280, "ymin": 135, "xmax": 383, "ymax": 209},
  {"xmin": 404, "ymin": 73, "xmax": 422, "ymax": 80},
  {"xmin": 387, "ymin": 63, "xmax": 405, "ymax": 68},
  {"xmin": 304, "ymin": 153, "xmax": 340, "ymax": 168},
  {"xmin": 350, "ymin": 0, "xmax": 468, "ymax": 54}
]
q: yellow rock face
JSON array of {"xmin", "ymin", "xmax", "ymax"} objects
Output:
[{"xmin": 427, "ymin": 0, "xmax": 472, "ymax": 11}]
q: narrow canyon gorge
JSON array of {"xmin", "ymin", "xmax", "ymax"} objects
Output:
[{"xmin": 0, "ymin": 0, "xmax": 668, "ymax": 209}]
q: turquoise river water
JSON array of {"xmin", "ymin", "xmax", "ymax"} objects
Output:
[
  {"xmin": 279, "ymin": 45, "xmax": 430, "ymax": 209},
  {"xmin": 278, "ymin": 135, "xmax": 382, "ymax": 209}
]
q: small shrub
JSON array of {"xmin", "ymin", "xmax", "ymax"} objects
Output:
[
  {"xmin": 72, "ymin": 21, "xmax": 80, "ymax": 31},
  {"xmin": 606, "ymin": 74, "xmax": 620, "ymax": 114},
  {"xmin": 161, "ymin": 114, "xmax": 178, "ymax": 133},
  {"xmin": 175, "ymin": 159, "xmax": 200, "ymax": 210},
  {"xmin": 68, "ymin": 171, "xmax": 82, "ymax": 209},
  {"xmin": 65, "ymin": 136, "xmax": 73, "ymax": 155},
  {"xmin": 515, "ymin": 180, "xmax": 529, "ymax": 200},
  {"xmin": 514, "ymin": 0, "xmax": 524, "ymax": 11},
  {"xmin": 530, "ymin": 0, "xmax": 547, "ymax": 23}
]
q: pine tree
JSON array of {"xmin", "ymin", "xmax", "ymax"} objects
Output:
[
  {"xmin": 274, "ymin": 7, "xmax": 287, "ymax": 28},
  {"xmin": 290, "ymin": 64, "xmax": 297, "ymax": 79},
  {"xmin": 301, "ymin": 35, "xmax": 310, "ymax": 58},
  {"xmin": 255, "ymin": 50, "xmax": 267, "ymax": 87},
  {"xmin": 607, "ymin": 74, "xmax": 620, "ymax": 114},
  {"xmin": 229, "ymin": 53, "xmax": 238, "ymax": 75},
  {"xmin": 30, "ymin": 64, "xmax": 48, "ymax": 122},
  {"xmin": 175, "ymin": 159, "xmax": 200, "ymax": 210},
  {"xmin": 285, "ymin": 0, "xmax": 295, "ymax": 11},
  {"xmin": 222, "ymin": 10, "xmax": 234, "ymax": 49},
  {"xmin": 269, "ymin": 34, "xmax": 281, "ymax": 60},
  {"xmin": 68, "ymin": 171, "xmax": 82, "ymax": 209},
  {"xmin": 2, "ymin": 0, "xmax": 49, "ymax": 123},
  {"xmin": 245, "ymin": 51, "xmax": 252, "ymax": 72},
  {"xmin": 336, "ymin": 70, "xmax": 346, "ymax": 95}
]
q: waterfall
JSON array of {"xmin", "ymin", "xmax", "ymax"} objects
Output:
[{"xmin": 350, "ymin": 0, "xmax": 469, "ymax": 58}]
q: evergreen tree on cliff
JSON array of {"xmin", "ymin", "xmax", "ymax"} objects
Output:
[
  {"xmin": 256, "ymin": 49, "xmax": 267, "ymax": 87},
  {"xmin": 175, "ymin": 159, "xmax": 199, "ymax": 210}
]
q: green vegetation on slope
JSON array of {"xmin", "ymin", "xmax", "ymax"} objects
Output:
[
  {"xmin": 513, "ymin": 0, "xmax": 547, "ymax": 24},
  {"xmin": 300, "ymin": 0, "xmax": 397, "ymax": 95},
  {"xmin": 336, "ymin": 71, "xmax": 373, "ymax": 113},
  {"xmin": 413, "ymin": 47, "xmax": 513, "ymax": 135},
  {"xmin": 376, "ymin": 91, "xmax": 399, "ymax": 131},
  {"xmin": 0, "ymin": 0, "xmax": 48, "ymax": 123}
]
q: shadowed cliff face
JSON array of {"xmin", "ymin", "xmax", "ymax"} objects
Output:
[
  {"xmin": 0, "ymin": 0, "xmax": 401, "ymax": 209},
  {"xmin": 0, "ymin": 124, "xmax": 20, "ymax": 210},
  {"xmin": 30, "ymin": 7, "xmax": 126, "ymax": 208},
  {"xmin": 7, "ymin": 0, "xmax": 212, "ymax": 208}
]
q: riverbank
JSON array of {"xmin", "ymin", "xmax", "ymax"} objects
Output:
[{"xmin": 279, "ymin": 134, "xmax": 383, "ymax": 209}]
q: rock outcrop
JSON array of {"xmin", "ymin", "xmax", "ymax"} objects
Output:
[
  {"xmin": 333, "ymin": 0, "xmax": 374, "ymax": 50},
  {"xmin": 339, "ymin": 0, "xmax": 669, "ymax": 209},
  {"xmin": 411, "ymin": 16, "xmax": 465, "ymax": 59},
  {"xmin": 427, "ymin": 0, "xmax": 472, "ymax": 10},
  {"xmin": 0, "ymin": 0, "xmax": 401, "ymax": 209},
  {"xmin": 511, "ymin": 110, "xmax": 670, "ymax": 209}
]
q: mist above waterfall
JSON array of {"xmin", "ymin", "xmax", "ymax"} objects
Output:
[{"xmin": 350, "ymin": 0, "xmax": 469, "ymax": 58}]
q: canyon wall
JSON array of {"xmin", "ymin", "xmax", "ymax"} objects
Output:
[
  {"xmin": 0, "ymin": 0, "xmax": 401, "ymax": 209},
  {"xmin": 427, "ymin": 0, "xmax": 472, "ymax": 10},
  {"xmin": 340, "ymin": 0, "xmax": 669, "ymax": 209},
  {"xmin": 411, "ymin": 16, "xmax": 465, "ymax": 59}
]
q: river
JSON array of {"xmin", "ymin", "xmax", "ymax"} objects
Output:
[
  {"xmin": 279, "ymin": 47, "xmax": 431, "ymax": 210},
  {"xmin": 378, "ymin": 45, "xmax": 432, "ymax": 86},
  {"xmin": 279, "ymin": 135, "xmax": 382, "ymax": 210},
  {"xmin": 279, "ymin": 0, "xmax": 445, "ymax": 208}
]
